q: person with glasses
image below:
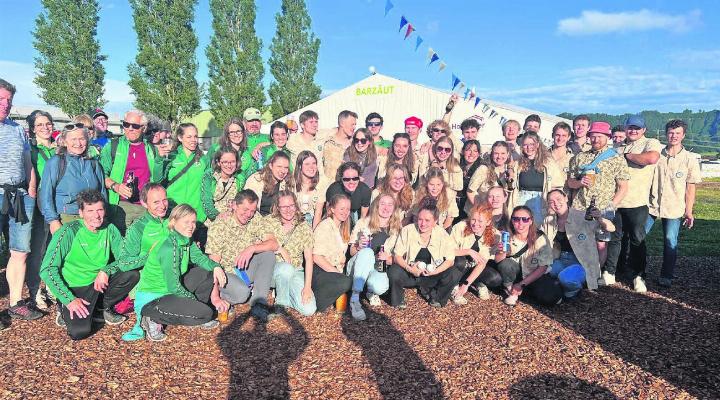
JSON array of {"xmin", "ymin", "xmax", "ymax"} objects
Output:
[
  {"xmin": 343, "ymin": 128, "xmax": 379, "ymax": 189},
  {"xmin": 371, "ymin": 163, "xmax": 414, "ymax": 221},
  {"xmin": 100, "ymin": 109, "xmax": 170, "ymax": 234},
  {"xmin": 365, "ymin": 112, "xmax": 391, "ymax": 149},
  {"xmin": 242, "ymin": 151, "xmax": 293, "ymax": 216},
  {"xmin": 0, "ymin": 79, "xmax": 40, "ymax": 325},
  {"xmin": 201, "ymin": 148, "xmax": 241, "ymax": 222},
  {"xmin": 325, "ymin": 162, "xmax": 371, "ymax": 229},
  {"xmin": 292, "ymin": 150, "xmax": 329, "ymax": 228},
  {"xmin": 466, "ymin": 141, "xmax": 514, "ymax": 216},
  {"xmin": 267, "ymin": 191, "xmax": 317, "ymax": 316},
  {"xmin": 388, "ymin": 198, "xmax": 457, "ymax": 308},
  {"xmin": 91, "ymin": 108, "xmax": 113, "ymax": 148},
  {"xmin": 26, "ymin": 110, "xmax": 57, "ymax": 310},
  {"xmin": 40, "ymin": 189, "xmax": 140, "ymax": 339},
  {"xmin": 377, "ymin": 132, "xmax": 418, "ymax": 185},
  {"xmin": 286, "ymin": 110, "xmax": 325, "ymax": 170},
  {"xmin": 70, "ymin": 114, "xmax": 101, "ymax": 159},
  {"xmin": 496, "ymin": 206, "xmax": 562, "ymax": 307},
  {"xmin": 418, "ymin": 119, "xmax": 462, "ymax": 162},
  {"xmin": 409, "ymin": 167, "xmax": 459, "ymax": 229},
  {"xmin": 206, "ymin": 117, "xmax": 250, "ymax": 176},
  {"xmin": 508, "ymin": 131, "xmax": 564, "ymax": 225},
  {"xmin": 241, "ymin": 121, "xmax": 293, "ymax": 180},
  {"xmin": 40, "ymin": 122, "xmax": 107, "ymax": 236},
  {"xmin": 419, "ymin": 136, "xmax": 463, "ymax": 198}
]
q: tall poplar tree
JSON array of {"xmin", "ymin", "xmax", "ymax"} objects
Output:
[
  {"xmin": 128, "ymin": 0, "xmax": 201, "ymax": 126},
  {"xmin": 33, "ymin": 0, "xmax": 106, "ymax": 116},
  {"xmin": 205, "ymin": 0, "xmax": 265, "ymax": 124},
  {"xmin": 268, "ymin": 0, "xmax": 321, "ymax": 119}
]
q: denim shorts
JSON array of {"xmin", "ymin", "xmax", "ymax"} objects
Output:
[{"xmin": 0, "ymin": 191, "xmax": 35, "ymax": 253}]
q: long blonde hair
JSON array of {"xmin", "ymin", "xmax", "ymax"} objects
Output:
[
  {"xmin": 261, "ymin": 151, "xmax": 294, "ymax": 194},
  {"xmin": 168, "ymin": 204, "xmax": 196, "ymax": 230},
  {"xmin": 326, "ymin": 194, "xmax": 351, "ymax": 242},
  {"xmin": 518, "ymin": 131, "xmax": 550, "ymax": 173},
  {"xmin": 376, "ymin": 163, "xmax": 414, "ymax": 211},
  {"xmin": 432, "ymin": 136, "xmax": 460, "ymax": 173},
  {"xmin": 367, "ymin": 194, "xmax": 403, "ymax": 237},
  {"xmin": 414, "ymin": 167, "xmax": 450, "ymax": 214}
]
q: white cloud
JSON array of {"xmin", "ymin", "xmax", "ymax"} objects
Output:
[
  {"xmin": 557, "ymin": 9, "xmax": 701, "ymax": 35},
  {"xmin": 0, "ymin": 60, "xmax": 134, "ymax": 114}
]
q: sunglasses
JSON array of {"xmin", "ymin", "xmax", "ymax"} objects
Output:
[
  {"xmin": 122, "ymin": 121, "xmax": 144, "ymax": 130},
  {"xmin": 63, "ymin": 123, "xmax": 85, "ymax": 131},
  {"xmin": 511, "ymin": 216, "xmax": 532, "ymax": 223},
  {"xmin": 366, "ymin": 122, "xmax": 383, "ymax": 127},
  {"xmin": 432, "ymin": 128, "xmax": 448, "ymax": 134},
  {"xmin": 436, "ymin": 146, "xmax": 452, "ymax": 154},
  {"xmin": 342, "ymin": 176, "xmax": 360, "ymax": 182},
  {"xmin": 354, "ymin": 137, "xmax": 369, "ymax": 144}
]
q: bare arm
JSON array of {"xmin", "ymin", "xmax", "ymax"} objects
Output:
[{"xmin": 625, "ymin": 151, "xmax": 660, "ymax": 166}]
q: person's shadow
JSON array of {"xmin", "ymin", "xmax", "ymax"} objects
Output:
[
  {"xmin": 217, "ymin": 311, "xmax": 309, "ymax": 399},
  {"xmin": 508, "ymin": 373, "xmax": 617, "ymax": 399},
  {"xmin": 341, "ymin": 307, "xmax": 445, "ymax": 399}
]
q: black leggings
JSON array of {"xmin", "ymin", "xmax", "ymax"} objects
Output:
[
  {"xmin": 453, "ymin": 256, "xmax": 504, "ymax": 289},
  {"xmin": 142, "ymin": 267, "xmax": 216, "ymax": 326},
  {"xmin": 311, "ymin": 265, "xmax": 352, "ymax": 312},
  {"xmin": 486, "ymin": 258, "xmax": 562, "ymax": 305},
  {"xmin": 61, "ymin": 270, "xmax": 140, "ymax": 341},
  {"xmin": 387, "ymin": 264, "xmax": 460, "ymax": 306}
]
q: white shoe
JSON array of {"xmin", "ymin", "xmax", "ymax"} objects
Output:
[
  {"xmin": 477, "ymin": 285, "xmax": 490, "ymax": 300},
  {"xmin": 451, "ymin": 286, "xmax": 468, "ymax": 305},
  {"xmin": 367, "ymin": 294, "xmax": 381, "ymax": 307},
  {"xmin": 35, "ymin": 291, "xmax": 49, "ymax": 310},
  {"xmin": 602, "ymin": 271, "xmax": 616, "ymax": 286},
  {"xmin": 504, "ymin": 294, "xmax": 518, "ymax": 306},
  {"xmin": 633, "ymin": 276, "xmax": 647, "ymax": 293}
]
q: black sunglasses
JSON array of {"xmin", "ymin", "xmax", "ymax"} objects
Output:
[
  {"xmin": 511, "ymin": 216, "xmax": 532, "ymax": 223},
  {"xmin": 342, "ymin": 176, "xmax": 360, "ymax": 182},
  {"xmin": 354, "ymin": 137, "xmax": 369, "ymax": 144},
  {"xmin": 122, "ymin": 121, "xmax": 144, "ymax": 130},
  {"xmin": 432, "ymin": 128, "xmax": 448, "ymax": 134},
  {"xmin": 436, "ymin": 146, "xmax": 452, "ymax": 154},
  {"xmin": 63, "ymin": 123, "xmax": 85, "ymax": 131},
  {"xmin": 366, "ymin": 122, "xmax": 383, "ymax": 127}
]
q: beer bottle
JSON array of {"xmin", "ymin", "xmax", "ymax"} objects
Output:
[
  {"xmin": 585, "ymin": 196, "xmax": 597, "ymax": 221},
  {"xmin": 375, "ymin": 245, "xmax": 387, "ymax": 272},
  {"xmin": 126, "ymin": 171, "xmax": 140, "ymax": 203}
]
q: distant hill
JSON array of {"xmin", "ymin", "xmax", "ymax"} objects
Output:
[{"xmin": 558, "ymin": 110, "xmax": 720, "ymax": 154}]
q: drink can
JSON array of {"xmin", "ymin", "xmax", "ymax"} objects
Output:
[{"xmin": 501, "ymin": 231, "xmax": 511, "ymax": 253}]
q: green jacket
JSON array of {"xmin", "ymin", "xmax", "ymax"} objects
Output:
[
  {"xmin": 39, "ymin": 220, "xmax": 137, "ymax": 305},
  {"xmin": 136, "ymin": 230, "xmax": 220, "ymax": 298},
  {"xmin": 236, "ymin": 144, "xmax": 292, "ymax": 190},
  {"xmin": 113, "ymin": 211, "xmax": 169, "ymax": 272},
  {"xmin": 161, "ymin": 148, "xmax": 210, "ymax": 222},
  {"xmin": 31, "ymin": 143, "xmax": 55, "ymax": 183},
  {"xmin": 100, "ymin": 137, "xmax": 164, "ymax": 205},
  {"xmin": 200, "ymin": 171, "xmax": 241, "ymax": 221}
]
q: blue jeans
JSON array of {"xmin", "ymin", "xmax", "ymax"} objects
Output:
[
  {"xmin": 645, "ymin": 216, "xmax": 682, "ymax": 280},
  {"xmin": 272, "ymin": 262, "xmax": 317, "ymax": 316},
  {"xmin": 517, "ymin": 190, "xmax": 543, "ymax": 225},
  {"xmin": 346, "ymin": 248, "xmax": 389, "ymax": 296},
  {"xmin": 0, "ymin": 191, "xmax": 35, "ymax": 252},
  {"xmin": 549, "ymin": 251, "xmax": 585, "ymax": 298}
]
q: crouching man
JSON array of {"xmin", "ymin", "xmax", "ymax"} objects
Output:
[{"xmin": 40, "ymin": 189, "xmax": 139, "ymax": 340}]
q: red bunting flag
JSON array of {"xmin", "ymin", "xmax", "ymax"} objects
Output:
[{"xmin": 404, "ymin": 24, "xmax": 414, "ymax": 39}]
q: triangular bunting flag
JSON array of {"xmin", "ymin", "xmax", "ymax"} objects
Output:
[
  {"xmin": 458, "ymin": 82, "xmax": 465, "ymax": 90},
  {"xmin": 490, "ymin": 110, "xmax": 498, "ymax": 119},
  {"xmin": 429, "ymin": 53, "xmax": 439, "ymax": 65},
  {"xmin": 451, "ymin": 75, "xmax": 460, "ymax": 90},
  {"xmin": 474, "ymin": 97, "xmax": 481, "ymax": 108},
  {"xmin": 427, "ymin": 47, "xmax": 435, "ymax": 60},
  {"xmin": 415, "ymin": 36, "xmax": 423, "ymax": 51},
  {"xmin": 384, "ymin": 0, "xmax": 394, "ymax": 16},
  {"xmin": 463, "ymin": 88, "xmax": 470, "ymax": 100},
  {"xmin": 438, "ymin": 62, "xmax": 446, "ymax": 72},
  {"xmin": 500, "ymin": 117, "xmax": 508, "ymax": 125},
  {"xmin": 482, "ymin": 104, "xmax": 490, "ymax": 113},
  {"xmin": 399, "ymin": 16, "xmax": 408, "ymax": 31},
  {"xmin": 404, "ymin": 24, "xmax": 414, "ymax": 39}
]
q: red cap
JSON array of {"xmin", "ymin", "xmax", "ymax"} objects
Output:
[
  {"xmin": 588, "ymin": 121, "xmax": 611, "ymax": 137},
  {"xmin": 404, "ymin": 116, "xmax": 423, "ymax": 129}
]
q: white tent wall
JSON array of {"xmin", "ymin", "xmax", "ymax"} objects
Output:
[{"xmin": 267, "ymin": 73, "xmax": 571, "ymax": 148}]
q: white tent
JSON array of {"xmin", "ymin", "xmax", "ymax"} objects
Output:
[{"xmin": 269, "ymin": 73, "xmax": 570, "ymax": 147}]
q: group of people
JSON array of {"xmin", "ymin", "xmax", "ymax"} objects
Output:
[{"xmin": 0, "ymin": 77, "xmax": 701, "ymax": 342}]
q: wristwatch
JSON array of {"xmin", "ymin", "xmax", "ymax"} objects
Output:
[{"xmin": 461, "ymin": 280, "xmax": 470, "ymax": 286}]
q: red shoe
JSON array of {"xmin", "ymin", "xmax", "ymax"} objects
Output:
[{"xmin": 114, "ymin": 297, "xmax": 134, "ymax": 314}]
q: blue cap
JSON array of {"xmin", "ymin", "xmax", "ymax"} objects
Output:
[{"xmin": 624, "ymin": 115, "xmax": 645, "ymax": 129}]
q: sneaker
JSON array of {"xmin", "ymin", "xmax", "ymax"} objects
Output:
[
  {"xmin": 658, "ymin": 277, "xmax": 672, "ymax": 288},
  {"xmin": 103, "ymin": 309, "xmax": 128, "ymax": 325},
  {"xmin": 504, "ymin": 294, "xmax": 519, "ymax": 306},
  {"xmin": 451, "ymin": 286, "xmax": 468, "ymax": 305},
  {"xmin": 8, "ymin": 301, "xmax": 44, "ymax": 321},
  {"xmin": 633, "ymin": 276, "xmax": 647, "ymax": 293},
  {"xmin": 140, "ymin": 316, "xmax": 167, "ymax": 342},
  {"xmin": 429, "ymin": 301, "xmax": 442, "ymax": 308},
  {"xmin": 0, "ymin": 318, "xmax": 8, "ymax": 331},
  {"xmin": 477, "ymin": 285, "xmax": 490, "ymax": 300},
  {"xmin": 34, "ymin": 291, "xmax": 49, "ymax": 310},
  {"xmin": 55, "ymin": 311, "xmax": 67, "ymax": 328},
  {"xmin": 349, "ymin": 300, "xmax": 366, "ymax": 321},
  {"xmin": 602, "ymin": 271, "xmax": 616, "ymax": 286},
  {"xmin": 250, "ymin": 304, "xmax": 278, "ymax": 323},
  {"xmin": 367, "ymin": 294, "xmax": 382, "ymax": 307},
  {"xmin": 200, "ymin": 320, "xmax": 219, "ymax": 330}
]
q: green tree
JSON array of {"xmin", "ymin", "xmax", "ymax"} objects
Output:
[
  {"xmin": 33, "ymin": 0, "xmax": 106, "ymax": 116},
  {"xmin": 268, "ymin": 0, "xmax": 321, "ymax": 119},
  {"xmin": 206, "ymin": 0, "xmax": 265, "ymax": 124},
  {"xmin": 128, "ymin": 0, "xmax": 201, "ymax": 127}
]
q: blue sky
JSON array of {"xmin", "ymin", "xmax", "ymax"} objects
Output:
[{"xmin": 1, "ymin": 0, "xmax": 718, "ymax": 116}]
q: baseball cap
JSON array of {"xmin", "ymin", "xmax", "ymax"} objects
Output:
[
  {"xmin": 91, "ymin": 108, "xmax": 108, "ymax": 119},
  {"xmin": 404, "ymin": 116, "xmax": 423, "ymax": 129},
  {"xmin": 243, "ymin": 108, "xmax": 262, "ymax": 121},
  {"xmin": 588, "ymin": 121, "xmax": 611, "ymax": 137},
  {"xmin": 624, "ymin": 115, "xmax": 645, "ymax": 129}
]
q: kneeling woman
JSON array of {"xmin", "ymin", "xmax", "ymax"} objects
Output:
[
  {"xmin": 494, "ymin": 206, "xmax": 563, "ymax": 306},
  {"xmin": 122, "ymin": 204, "xmax": 228, "ymax": 342},
  {"xmin": 345, "ymin": 193, "xmax": 401, "ymax": 320},
  {"xmin": 450, "ymin": 205, "xmax": 498, "ymax": 304},
  {"xmin": 270, "ymin": 190, "xmax": 317, "ymax": 316},
  {"xmin": 311, "ymin": 194, "xmax": 353, "ymax": 312},
  {"xmin": 544, "ymin": 189, "xmax": 614, "ymax": 299},
  {"xmin": 388, "ymin": 199, "xmax": 456, "ymax": 308}
]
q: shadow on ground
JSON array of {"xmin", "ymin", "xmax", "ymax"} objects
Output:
[
  {"xmin": 341, "ymin": 307, "xmax": 445, "ymax": 399},
  {"xmin": 508, "ymin": 373, "xmax": 617, "ymax": 399}
]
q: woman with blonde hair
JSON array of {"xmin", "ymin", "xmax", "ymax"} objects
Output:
[
  {"xmin": 371, "ymin": 163, "xmax": 414, "ymax": 219},
  {"xmin": 201, "ymin": 147, "xmax": 241, "ymax": 221},
  {"xmin": 292, "ymin": 150, "xmax": 329, "ymax": 228},
  {"xmin": 409, "ymin": 167, "xmax": 458, "ymax": 229},
  {"xmin": 343, "ymin": 128, "xmax": 379, "ymax": 188},
  {"xmin": 419, "ymin": 136, "xmax": 463, "ymax": 196},
  {"xmin": 242, "ymin": 151, "xmax": 293, "ymax": 216},
  {"xmin": 465, "ymin": 141, "xmax": 515, "ymax": 214},
  {"xmin": 377, "ymin": 132, "xmax": 417, "ymax": 183}
]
